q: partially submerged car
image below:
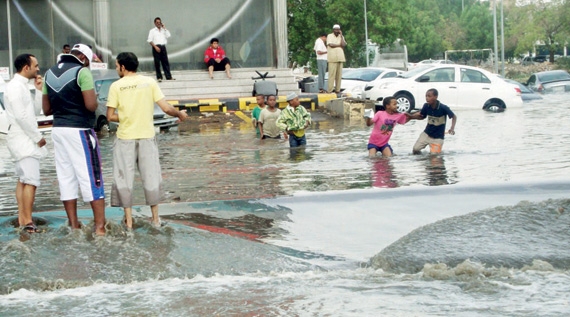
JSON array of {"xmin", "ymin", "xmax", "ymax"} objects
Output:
[
  {"xmin": 503, "ymin": 79, "xmax": 542, "ymax": 102},
  {"xmin": 365, "ymin": 64, "xmax": 523, "ymax": 112},
  {"xmin": 92, "ymin": 69, "xmax": 179, "ymax": 132},
  {"xmin": 525, "ymin": 70, "xmax": 570, "ymax": 94},
  {"xmin": 0, "ymin": 81, "xmax": 53, "ymax": 135}
]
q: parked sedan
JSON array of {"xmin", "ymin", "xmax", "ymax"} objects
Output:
[
  {"xmin": 341, "ymin": 67, "xmax": 402, "ymax": 98},
  {"xmin": 525, "ymin": 70, "xmax": 570, "ymax": 94},
  {"xmin": 92, "ymin": 69, "xmax": 179, "ymax": 132},
  {"xmin": 0, "ymin": 82, "xmax": 53, "ymax": 135},
  {"xmin": 366, "ymin": 64, "xmax": 523, "ymax": 112},
  {"xmin": 503, "ymin": 79, "xmax": 542, "ymax": 102},
  {"xmin": 407, "ymin": 59, "xmax": 454, "ymax": 70}
]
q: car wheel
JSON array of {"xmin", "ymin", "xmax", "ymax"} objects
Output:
[
  {"xmin": 483, "ymin": 100, "xmax": 506, "ymax": 112},
  {"xmin": 95, "ymin": 116, "xmax": 109, "ymax": 132},
  {"xmin": 394, "ymin": 93, "xmax": 414, "ymax": 113}
]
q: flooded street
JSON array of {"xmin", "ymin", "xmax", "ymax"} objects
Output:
[
  {"xmin": 1, "ymin": 95, "xmax": 570, "ymax": 316},
  {"xmin": 2, "ymin": 95, "xmax": 569, "ymax": 213}
]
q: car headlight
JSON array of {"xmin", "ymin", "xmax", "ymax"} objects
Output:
[
  {"xmin": 348, "ymin": 85, "xmax": 364, "ymax": 93},
  {"xmin": 378, "ymin": 82, "xmax": 395, "ymax": 90}
]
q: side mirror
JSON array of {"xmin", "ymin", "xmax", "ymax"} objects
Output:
[{"xmin": 417, "ymin": 75, "xmax": 430, "ymax": 82}]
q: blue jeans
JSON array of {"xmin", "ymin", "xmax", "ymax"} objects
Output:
[{"xmin": 289, "ymin": 134, "xmax": 306, "ymax": 148}]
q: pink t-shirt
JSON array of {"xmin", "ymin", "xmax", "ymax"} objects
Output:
[{"xmin": 368, "ymin": 111, "xmax": 407, "ymax": 147}]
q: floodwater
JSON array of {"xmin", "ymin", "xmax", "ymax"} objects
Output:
[{"xmin": 1, "ymin": 95, "xmax": 570, "ymax": 316}]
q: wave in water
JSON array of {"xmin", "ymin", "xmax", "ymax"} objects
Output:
[{"xmin": 370, "ymin": 198, "xmax": 570, "ymax": 273}]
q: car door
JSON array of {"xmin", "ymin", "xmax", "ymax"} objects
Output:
[
  {"xmin": 411, "ymin": 67, "xmax": 457, "ymax": 107},
  {"xmin": 455, "ymin": 67, "xmax": 493, "ymax": 108}
]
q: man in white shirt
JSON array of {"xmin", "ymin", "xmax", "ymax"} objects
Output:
[
  {"xmin": 313, "ymin": 33, "xmax": 327, "ymax": 93},
  {"xmin": 4, "ymin": 54, "xmax": 47, "ymax": 233},
  {"xmin": 147, "ymin": 17, "xmax": 174, "ymax": 82}
]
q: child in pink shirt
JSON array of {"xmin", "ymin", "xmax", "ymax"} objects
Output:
[{"xmin": 365, "ymin": 96, "xmax": 408, "ymax": 157}]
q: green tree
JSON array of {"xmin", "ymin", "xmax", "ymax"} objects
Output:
[
  {"xmin": 509, "ymin": 0, "xmax": 570, "ymax": 61},
  {"xmin": 287, "ymin": 0, "xmax": 330, "ymax": 70},
  {"xmin": 458, "ymin": 3, "xmax": 494, "ymax": 50}
]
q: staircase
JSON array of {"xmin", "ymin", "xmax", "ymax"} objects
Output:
[{"xmin": 146, "ymin": 67, "xmax": 301, "ymax": 101}]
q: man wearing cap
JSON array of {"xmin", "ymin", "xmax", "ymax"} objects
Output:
[
  {"xmin": 276, "ymin": 92, "xmax": 312, "ymax": 147},
  {"xmin": 147, "ymin": 17, "xmax": 174, "ymax": 82},
  {"xmin": 327, "ymin": 24, "xmax": 347, "ymax": 94},
  {"xmin": 42, "ymin": 43, "xmax": 107, "ymax": 236}
]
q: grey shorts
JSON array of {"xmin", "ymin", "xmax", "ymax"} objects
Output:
[{"xmin": 111, "ymin": 138, "xmax": 162, "ymax": 208}]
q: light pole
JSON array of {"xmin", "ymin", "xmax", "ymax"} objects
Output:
[
  {"xmin": 501, "ymin": 0, "xmax": 505, "ymax": 77},
  {"xmin": 364, "ymin": 0, "xmax": 369, "ymax": 66},
  {"xmin": 493, "ymin": 0, "xmax": 499, "ymax": 73}
]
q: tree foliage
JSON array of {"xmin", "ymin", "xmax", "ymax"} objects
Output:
[{"xmin": 287, "ymin": 0, "xmax": 570, "ymax": 68}]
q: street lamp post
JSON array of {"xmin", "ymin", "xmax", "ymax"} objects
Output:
[
  {"xmin": 364, "ymin": 0, "xmax": 369, "ymax": 66},
  {"xmin": 493, "ymin": 0, "xmax": 499, "ymax": 73}
]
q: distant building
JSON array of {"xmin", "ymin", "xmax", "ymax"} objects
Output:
[{"xmin": 0, "ymin": 0, "xmax": 288, "ymax": 76}]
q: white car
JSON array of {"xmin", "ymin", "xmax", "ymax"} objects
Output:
[
  {"xmin": 407, "ymin": 59, "xmax": 454, "ymax": 70},
  {"xmin": 340, "ymin": 67, "xmax": 402, "ymax": 98},
  {"xmin": 0, "ymin": 82, "xmax": 53, "ymax": 135},
  {"xmin": 365, "ymin": 64, "xmax": 523, "ymax": 112}
]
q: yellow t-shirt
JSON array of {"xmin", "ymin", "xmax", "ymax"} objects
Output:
[{"xmin": 106, "ymin": 75, "xmax": 164, "ymax": 139}]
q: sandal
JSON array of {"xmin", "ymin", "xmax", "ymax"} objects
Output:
[{"xmin": 22, "ymin": 222, "xmax": 40, "ymax": 233}]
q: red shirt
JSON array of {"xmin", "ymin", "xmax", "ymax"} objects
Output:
[{"xmin": 204, "ymin": 46, "xmax": 226, "ymax": 63}]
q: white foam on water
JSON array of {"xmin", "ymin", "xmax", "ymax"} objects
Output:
[{"xmin": 1, "ymin": 264, "xmax": 569, "ymax": 316}]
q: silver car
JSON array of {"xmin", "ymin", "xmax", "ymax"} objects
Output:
[{"xmin": 92, "ymin": 69, "xmax": 179, "ymax": 132}]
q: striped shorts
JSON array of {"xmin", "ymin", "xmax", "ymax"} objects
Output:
[{"xmin": 52, "ymin": 127, "xmax": 105, "ymax": 202}]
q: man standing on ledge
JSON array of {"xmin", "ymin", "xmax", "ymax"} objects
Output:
[
  {"xmin": 147, "ymin": 17, "xmax": 174, "ymax": 82},
  {"xmin": 313, "ymin": 33, "xmax": 328, "ymax": 93},
  {"xmin": 43, "ymin": 44, "xmax": 106, "ymax": 235},
  {"xmin": 327, "ymin": 24, "xmax": 346, "ymax": 94},
  {"xmin": 106, "ymin": 52, "xmax": 187, "ymax": 229}
]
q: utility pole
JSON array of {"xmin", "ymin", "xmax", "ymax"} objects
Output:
[
  {"xmin": 364, "ymin": 0, "xmax": 369, "ymax": 66},
  {"xmin": 493, "ymin": 0, "xmax": 499, "ymax": 73},
  {"xmin": 501, "ymin": 0, "xmax": 505, "ymax": 77}
]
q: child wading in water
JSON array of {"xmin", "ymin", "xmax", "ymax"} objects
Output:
[{"xmin": 365, "ymin": 96, "xmax": 409, "ymax": 157}]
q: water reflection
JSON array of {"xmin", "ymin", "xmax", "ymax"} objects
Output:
[
  {"xmin": 371, "ymin": 158, "xmax": 397, "ymax": 188},
  {"xmin": 424, "ymin": 155, "xmax": 451, "ymax": 186}
]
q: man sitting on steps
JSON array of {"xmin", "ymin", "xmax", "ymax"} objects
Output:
[{"xmin": 204, "ymin": 38, "xmax": 232, "ymax": 79}]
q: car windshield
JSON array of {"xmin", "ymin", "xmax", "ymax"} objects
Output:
[
  {"xmin": 342, "ymin": 69, "xmax": 382, "ymax": 81},
  {"xmin": 538, "ymin": 71, "xmax": 570, "ymax": 83},
  {"xmin": 399, "ymin": 65, "xmax": 434, "ymax": 78}
]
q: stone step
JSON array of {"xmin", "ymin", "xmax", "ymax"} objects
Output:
[{"xmin": 141, "ymin": 67, "xmax": 301, "ymax": 100}]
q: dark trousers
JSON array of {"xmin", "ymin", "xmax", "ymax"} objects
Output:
[
  {"xmin": 206, "ymin": 57, "xmax": 231, "ymax": 71},
  {"xmin": 152, "ymin": 44, "xmax": 172, "ymax": 80}
]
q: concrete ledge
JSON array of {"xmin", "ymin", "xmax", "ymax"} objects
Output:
[{"xmin": 168, "ymin": 92, "xmax": 345, "ymax": 112}]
